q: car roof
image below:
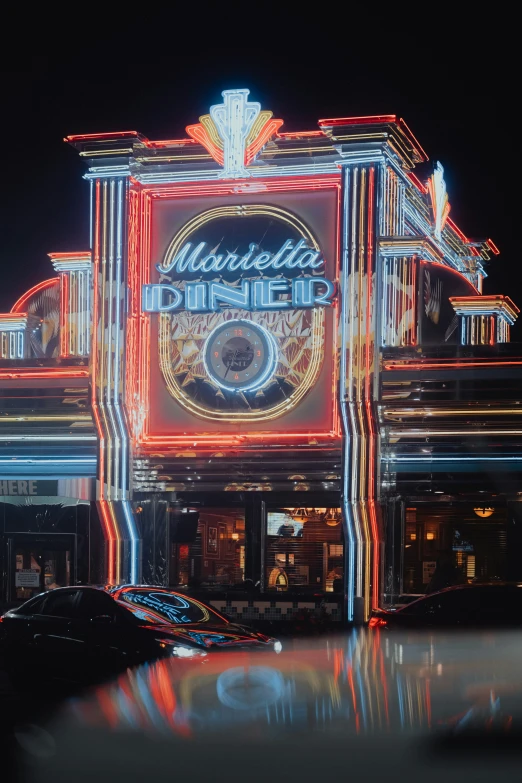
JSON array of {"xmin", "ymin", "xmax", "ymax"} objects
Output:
[
  {"xmin": 20, "ymin": 585, "xmax": 191, "ymax": 600},
  {"xmin": 397, "ymin": 582, "xmax": 522, "ymax": 609},
  {"xmin": 428, "ymin": 582, "xmax": 522, "ymax": 595},
  {"xmin": 10, "ymin": 585, "xmax": 198, "ymax": 613}
]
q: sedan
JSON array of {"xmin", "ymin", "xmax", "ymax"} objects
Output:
[
  {"xmin": 369, "ymin": 583, "xmax": 522, "ymax": 629},
  {"xmin": 0, "ymin": 585, "xmax": 281, "ymax": 685}
]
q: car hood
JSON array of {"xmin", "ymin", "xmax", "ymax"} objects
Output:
[{"xmin": 141, "ymin": 622, "xmax": 275, "ymax": 650}]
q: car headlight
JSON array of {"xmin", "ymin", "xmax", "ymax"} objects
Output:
[
  {"xmin": 156, "ymin": 639, "xmax": 207, "ymax": 658},
  {"xmin": 274, "ymin": 641, "xmax": 283, "ymax": 654},
  {"xmin": 171, "ymin": 645, "xmax": 206, "ymax": 658}
]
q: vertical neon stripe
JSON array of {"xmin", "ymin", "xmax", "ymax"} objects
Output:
[
  {"xmin": 92, "ymin": 180, "xmax": 113, "ymax": 582},
  {"xmin": 59, "ymin": 273, "xmax": 69, "ymax": 357},
  {"xmin": 98, "ymin": 500, "xmax": 117, "ymax": 584},
  {"xmin": 92, "ymin": 178, "xmax": 120, "ymax": 584},
  {"xmin": 340, "ymin": 166, "xmax": 355, "ymax": 622},
  {"xmin": 114, "ymin": 178, "xmax": 139, "ymax": 583},
  {"xmin": 366, "ymin": 167, "xmax": 380, "ymax": 612}
]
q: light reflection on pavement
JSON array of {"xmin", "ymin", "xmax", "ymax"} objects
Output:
[{"xmin": 24, "ymin": 629, "xmax": 522, "ymax": 782}]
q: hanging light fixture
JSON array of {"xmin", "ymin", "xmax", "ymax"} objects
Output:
[
  {"xmin": 473, "ymin": 507, "xmax": 495, "ymax": 518},
  {"xmin": 323, "ymin": 508, "xmax": 342, "ymax": 526},
  {"xmin": 289, "ymin": 507, "xmax": 308, "ymax": 521}
]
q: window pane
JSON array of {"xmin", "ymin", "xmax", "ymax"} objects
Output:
[
  {"xmin": 476, "ymin": 587, "xmax": 521, "ymax": 612},
  {"xmin": 17, "ymin": 593, "xmax": 47, "ymax": 616},
  {"xmin": 76, "ymin": 590, "xmax": 116, "ymax": 621},
  {"xmin": 404, "ymin": 589, "xmax": 470, "ymax": 616},
  {"xmin": 402, "ymin": 505, "xmax": 507, "ymax": 595},
  {"xmin": 173, "ymin": 509, "xmax": 245, "ymax": 589},
  {"xmin": 42, "ymin": 590, "xmax": 78, "ymax": 618},
  {"xmin": 265, "ymin": 508, "xmax": 344, "ymax": 593}
]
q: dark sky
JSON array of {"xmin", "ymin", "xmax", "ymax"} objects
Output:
[{"xmin": 1, "ymin": 19, "xmax": 516, "ymax": 333}]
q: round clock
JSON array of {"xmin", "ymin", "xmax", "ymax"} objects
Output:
[{"xmin": 203, "ymin": 319, "xmax": 278, "ymax": 393}]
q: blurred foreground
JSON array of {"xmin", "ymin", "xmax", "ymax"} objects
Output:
[{"xmin": 6, "ymin": 628, "xmax": 522, "ymax": 782}]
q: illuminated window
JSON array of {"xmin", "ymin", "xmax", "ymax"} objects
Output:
[
  {"xmin": 266, "ymin": 508, "xmax": 343, "ymax": 592},
  {"xmin": 173, "ymin": 509, "xmax": 245, "ymax": 588}
]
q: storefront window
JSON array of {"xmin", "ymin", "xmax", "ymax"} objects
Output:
[
  {"xmin": 172, "ymin": 509, "xmax": 245, "ymax": 589},
  {"xmin": 403, "ymin": 505, "xmax": 507, "ymax": 595},
  {"xmin": 265, "ymin": 507, "xmax": 344, "ymax": 593}
]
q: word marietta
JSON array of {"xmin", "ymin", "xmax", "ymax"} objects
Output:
[{"xmin": 157, "ymin": 239, "xmax": 324, "ymax": 275}]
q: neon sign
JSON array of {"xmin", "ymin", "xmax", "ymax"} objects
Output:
[
  {"xmin": 143, "ymin": 197, "xmax": 338, "ymax": 412},
  {"xmin": 210, "ymin": 89, "xmax": 261, "ymax": 179},
  {"xmin": 143, "ymin": 277, "xmax": 335, "ymax": 313},
  {"xmin": 203, "ymin": 319, "xmax": 278, "ymax": 392},
  {"xmin": 186, "ymin": 88, "xmax": 283, "ymax": 176},
  {"xmin": 144, "ymin": 231, "xmax": 334, "ymax": 313},
  {"xmin": 156, "ymin": 238, "xmax": 324, "ymax": 275},
  {"xmin": 427, "ymin": 161, "xmax": 450, "ymax": 241}
]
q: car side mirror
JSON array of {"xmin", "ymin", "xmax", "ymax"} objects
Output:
[{"xmin": 91, "ymin": 614, "xmax": 114, "ymax": 624}]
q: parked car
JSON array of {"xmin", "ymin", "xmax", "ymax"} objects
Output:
[
  {"xmin": 0, "ymin": 585, "xmax": 281, "ymax": 685},
  {"xmin": 369, "ymin": 583, "xmax": 522, "ymax": 629}
]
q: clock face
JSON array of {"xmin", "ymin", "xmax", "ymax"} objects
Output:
[{"xmin": 204, "ymin": 320, "xmax": 278, "ymax": 393}]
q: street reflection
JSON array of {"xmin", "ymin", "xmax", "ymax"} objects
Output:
[{"xmin": 67, "ymin": 629, "xmax": 522, "ymax": 738}]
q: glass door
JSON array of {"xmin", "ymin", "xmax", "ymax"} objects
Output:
[
  {"xmin": 13, "ymin": 545, "xmax": 44, "ymax": 602},
  {"xmin": 8, "ymin": 535, "xmax": 75, "ymax": 603}
]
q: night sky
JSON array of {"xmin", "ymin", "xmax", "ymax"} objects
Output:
[{"xmin": 1, "ymin": 20, "xmax": 515, "ymax": 333}]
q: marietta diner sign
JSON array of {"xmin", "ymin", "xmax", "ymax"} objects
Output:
[{"xmin": 143, "ymin": 238, "xmax": 335, "ymax": 313}]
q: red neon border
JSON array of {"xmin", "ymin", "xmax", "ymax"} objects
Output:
[
  {"xmin": 0, "ymin": 368, "xmax": 89, "ymax": 379},
  {"xmin": 59, "ymin": 273, "xmax": 69, "ymax": 357},
  {"xmin": 10, "ymin": 278, "xmax": 59, "ymax": 314},
  {"xmin": 126, "ymin": 174, "xmax": 343, "ymax": 450},
  {"xmin": 420, "ymin": 259, "xmax": 479, "ymax": 295}
]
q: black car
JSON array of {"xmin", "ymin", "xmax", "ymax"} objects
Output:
[
  {"xmin": 0, "ymin": 585, "xmax": 281, "ymax": 685},
  {"xmin": 370, "ymin": 583, "xmax": 522, "ymax": 629}
]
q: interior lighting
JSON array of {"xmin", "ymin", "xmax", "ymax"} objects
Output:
[{"xmin": 474, "ymin": 507, "xmax": 494, "ymax": 518}]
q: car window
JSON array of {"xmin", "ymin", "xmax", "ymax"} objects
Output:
[
  {"xmin": 475, "ymin": 587, "xmax": 522, "ymax": 612},
  {"xmin": 401, "ymin": 590, "xmax": 465, "ymax": 616},
  {"xmin": 76, "ymin": 590, "xmax": 118, "ymax": 621},
  {"xmin": 500, "ymin": 587, "xmax": 522, "ymax": 611},
  {"xmin": 41, "ymin": 590, "xmax": 79, "ymax": 618},
  {"xmin": 402, "ymin": 587, "xmax": 513, "ymax": 619},
  {"xmin": 116, "ymin": 589, "xmax": 227, "ymax": 626},
  {"xmin": 15, "ymin": 593, "xmax": 47, "ymax": 616}
]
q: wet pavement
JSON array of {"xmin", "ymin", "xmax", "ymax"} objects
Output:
[{"xmin": 3, "ymin": 629, "xmax": 522, "ymax": 781}]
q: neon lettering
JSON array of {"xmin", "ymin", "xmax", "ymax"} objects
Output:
[
  {"xmin": 252, "ymin": 280, "xmax": 291, "ymax": 310},
  {"xmin": 292, "ymin": 278, "xmax": 336, "ymax": 307},
  {"xmin": 142, "ymin": 284, "xmax": 183, "ymax": 312},
  {"xmin": 209, "ymin": 281, "xmax": 250, "ymax": 310},
  {"xmin": 185, "ymin": 282, "xmax": 207, "ymax": 311},
  {"xmin": 156, "ymin": 239, "xmax": 324, "ymax": 275},
  {"xmin": 143, "ymin": 278, "xmax": 335, "ymax": 313},
  {"xmin": 271, "ymin": 239, "xmax": 295, "ymax": 269},
  {"xmin": 282, "ymin": 239, "xmax": 307, "ymax": 268}
]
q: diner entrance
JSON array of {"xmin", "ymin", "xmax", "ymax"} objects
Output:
[{"xmin": 5, "ymin": 533, "xmax": 76, "ymax": 603}]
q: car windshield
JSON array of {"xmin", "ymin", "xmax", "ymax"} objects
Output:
[{"xmin": 115, "ymin": 589, "xmax": 228, "ymax": 626}]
